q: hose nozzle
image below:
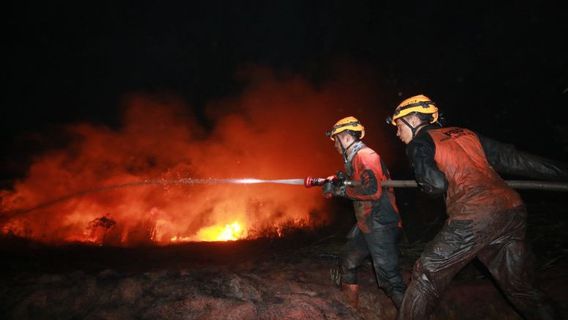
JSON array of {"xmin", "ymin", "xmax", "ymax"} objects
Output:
[{"xmin": 304, "ymin": 176, "xmax": 329, "ymax": 188}]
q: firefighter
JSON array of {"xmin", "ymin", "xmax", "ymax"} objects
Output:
[
  {"xmin": 388, "ymin": 94, "xmax": 567, "ymax": 320},
  {"xmin": 325, "ymin": 116, "xmax": 406, "ymax": 309}
]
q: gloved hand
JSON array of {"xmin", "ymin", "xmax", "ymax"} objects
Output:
[
  {"xmin": 321, "ymin": 171, "xmax": 348, "ymax": 198},
  {"xmin": 324, "ymin": 171, "xmax": 347, "ymax": 184},
  {"xmin": 322, "ymin": 180, "xmax": 346, "ymax": 198},
  {"xmin": 336, "ymin": 170, "xmax": 347, "ymax": 182},
  {"xmin": 322, "ymin": 181, "xmax": 335, "ymax": 199}
]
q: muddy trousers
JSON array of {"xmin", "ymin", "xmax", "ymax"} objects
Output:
[
  {"xmin": 342, "ymin": 223, "xmax": 406, "ymax": 300},
  {"xmin": 398, "ymin": 207, "xmax": 556, "ymax": 320}
]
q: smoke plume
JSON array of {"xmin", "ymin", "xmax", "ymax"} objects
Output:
[{"xmin": 0, "ymin": 66, "xmax": 396, "ymax": 245}]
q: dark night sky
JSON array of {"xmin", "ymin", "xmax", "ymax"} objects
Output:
[{"xmin": 3, "ymin": 1, "xmax": 568, "ymax": 180}]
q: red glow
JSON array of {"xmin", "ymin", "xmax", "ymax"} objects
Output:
[{"xmin": 0, "ymin": 67, "xmax": 394, "ymax": 246}]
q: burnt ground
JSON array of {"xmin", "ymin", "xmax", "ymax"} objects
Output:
[{"xmin": 0, "ymin": 192, "xmax": 566, "ymax": 320}]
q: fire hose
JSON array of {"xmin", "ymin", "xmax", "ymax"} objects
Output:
[
  {"xmin": 303, "ymin": 176, "xmax": 568, "ymax": 191},
  {"xmin": 1, "ymin": 177, "xmax": 567, "ymax": 222}
]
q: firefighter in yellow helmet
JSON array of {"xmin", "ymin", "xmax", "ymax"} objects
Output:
[
  {"xmin": 388, "ymin": 94, "xmax": 567, "ymax": 320},
  {"xmin": 386, "ymin": 94, "xmax": 439, "ymax": 144},
  {"xmin": 325, "ymin": 116, "xmax": 406, "ymax": 309}
]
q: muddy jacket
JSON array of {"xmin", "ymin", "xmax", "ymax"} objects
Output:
[
  {"xmin": 407, "ymin": 125, "xmax": 568, "ymax": 218},
  {"xmin": 342, "ymin": 141, "xmax": 401, "ymax": 232}
]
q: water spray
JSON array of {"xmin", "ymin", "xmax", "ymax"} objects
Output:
[{"xmin": 1, "ymin": 177, "xmax": 567, "ymax": 223}]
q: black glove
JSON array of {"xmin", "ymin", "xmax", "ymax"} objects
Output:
[{"xmin": 322, "ymin": 180, "xmax": 346, "ymax": 198}]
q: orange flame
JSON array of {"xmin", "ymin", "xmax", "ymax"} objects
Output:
[
  {"xmin": 170, "ymin": 222, "xmax": 244, "ymax": 242},
  {"xmin": 197, "ymin": 222, "xmax": 244, "ymax": 241}
]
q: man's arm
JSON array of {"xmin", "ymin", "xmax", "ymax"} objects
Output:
[
  {"xmin": 477, "ymin": 134, "xmax": 568, "ymax": 180},
  {"xmin": 407, "ymin": 135, "xmax": 448, "ymax": 195}
]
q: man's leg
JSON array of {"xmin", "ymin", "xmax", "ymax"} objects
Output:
[
  {"xmin": 339, "ymin": 226, "xmax": 369, "ymax": 284},
  {"xmin": 364, "ymin": 223, "xmax": 406, "ymax": 308},
  {"xmin": 333, "ymin": 227, "xmax": 369, "ymax": 308},
  {"xmin": 477, "ymin": 208, "xmax": 557, "ymax": 320},
  {"xmin": 398, "ymin": 219, "xmax": 478, "ymax": 320}
]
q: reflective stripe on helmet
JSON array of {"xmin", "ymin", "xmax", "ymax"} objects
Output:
[
  {"xmin": 327, "ymin": 116, "xmax": 365, "ymax": 140},
  {"xmin": 389, "ymin": 95, "xmax": 439, "ymax": 125}
]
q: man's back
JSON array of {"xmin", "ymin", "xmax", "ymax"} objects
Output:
[{"xmin": 426, "ymin": 127, "xmax": 522, "ymax": 217}]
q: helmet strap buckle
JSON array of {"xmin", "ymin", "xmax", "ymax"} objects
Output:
[{"xmin": 400, "ymin": 117, "xmax": 428, "ymax": 139}]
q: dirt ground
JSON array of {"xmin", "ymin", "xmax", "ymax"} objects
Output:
[{"xmin": 1, "ymin": 193, "xmax": 566, "ymax": 320}]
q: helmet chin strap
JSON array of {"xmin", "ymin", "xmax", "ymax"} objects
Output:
[
  {"xmin": 338, "ymin": 136, "xmax": 357, "ymax": 162},
  {"xmin": 400, "ymin": 118, "xmax": 428, "ymax": 139}
]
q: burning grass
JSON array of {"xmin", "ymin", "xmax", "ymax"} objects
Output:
[{"xmin": 1, "ymin": 195, "xmax": 566, "ymax": 320}]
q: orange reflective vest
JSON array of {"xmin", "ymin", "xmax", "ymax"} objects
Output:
[
  {"xmin": 428, "ymin": 127, "xmax": 522, "ymax": 218},
  {"xmin": 344, "ymin": 142, "xmax": 401, "ymax": 232}
]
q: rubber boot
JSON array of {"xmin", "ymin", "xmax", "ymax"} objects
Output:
[{"xmin": 342, "ymin": 283, "xmax": 359, "ymax": 308}]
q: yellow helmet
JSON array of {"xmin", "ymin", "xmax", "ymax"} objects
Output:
[
  {"xmin": 388, "ymin": 94, "xmax": 439, "ymax": 125},
  {"xmin": 326, "ymin": 116, "xmax": 365, "ymax": 141}
]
